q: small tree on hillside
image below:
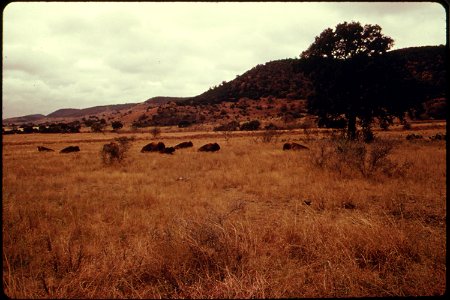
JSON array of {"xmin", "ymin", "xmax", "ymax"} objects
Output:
[
  {"xmin": 91, "ymin": 122, "xmax": 106, "ymax": 133},
  {"xmin": 111, "ymin": 121, "xmax": 123, "ymax": 132},
  {"xmin": 150, "ymin": 127, "xmax": 161, "ymax": 139},
  {"xmin": 240, "ymin": 120, "xmax": 261, "ymax": 131}
]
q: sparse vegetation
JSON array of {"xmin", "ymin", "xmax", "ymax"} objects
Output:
[
  {"xmin": 309, "ymin": 136, "xmax": 411, "ymax": 178},
  {"xmin": 1, "ymin": 22, "xmax": 446, "ymax": 298},
  {"xmin": 100, "ymin": 136, "xmax": 135, "ymax": 165},
  {"xmin": 2, "ymin": 125, "xmax": 446, "ymax": 298},
  {"xmin": 213, "ymin": 121, "xmax": 240, "ymax": 132},
  {"xmin": 240, "ymin": 120, "xmax": 261, "ymax": 131},
  {"xmin": 150, "ymin": 127, "xmax": 162, "ymax": 139},
  {"xmin": 90, "ymin": 119, "xmax": 107, "ymax": 133},
  {"xmin": 111, "ymin": 121, "xmax": 124, "ymax": 132},
  {"xmin": 261, "ymin": 128, "xmax": 282, "ymax": 143}
]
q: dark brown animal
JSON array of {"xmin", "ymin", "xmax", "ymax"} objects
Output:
[
  {"xmin": 60, "ymin": 146, "xmax": 80, "ymax": 153},
  {"xmin": 37, "ymin": 146, "xmax": 54, "ymax": 152},
  {"xmin": 283, "ymin": 142, "xmax": 309, "ymax": 151},
  {"xmin": 141, "ymin": 142, "xmax": 165, "ymax": 152},
  {"xmin": 160, "ymin": 147, "xmax": 175, "ymax": 154},
  {"xmin": 174, "ymin": 141, "xmax": 193, "ymax": 149},
  {"xmin": 198, "ymin": 143, "xmax": 220, "ymax": 152}
]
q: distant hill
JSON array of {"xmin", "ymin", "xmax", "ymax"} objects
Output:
[
  {"xmin": 47, "ymin": 103, "xmax": 138, "ymax": 118},
  {"xmin": 145, "ymin": 96, "xmax": 191, "ymax": 105},
  {"xmin": 3, "ymin": 103, "xmax": 139, "ymax": 124},
  {"xmin": 2, "ymin": 114, "xmax": 46, "ymax": 124},
  {"xmin": 46, "ymin": 109, "xmax": 83, "ymax": 118},
  {"xmin": 186, "ymin": 58, "xmax": 309, "ymax": 105}
]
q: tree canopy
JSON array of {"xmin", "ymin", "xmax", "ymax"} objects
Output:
[
  {"xmin": 301, "ymin": 21, "xmax": 428, "ymax": 141},
  {"xmin": 301, "ymin": 22, "xmax": 394, "ymax": 60}
]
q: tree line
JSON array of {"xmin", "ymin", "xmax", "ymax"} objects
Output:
[{"xmin": 2, "ymin": 119, "xmax": 125, "ymax": 134}]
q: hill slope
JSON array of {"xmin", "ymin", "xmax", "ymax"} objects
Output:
[
  {"xmin": 188, "ymin": 45, "xmax": 447, "ymax": 105},
  {"xmin": 3, "ymin": 45, "xmax": 446, "ymax": 126},
  {"xmin": 47, "ymin": 103, "xmax": 139, "ymax": 118}
]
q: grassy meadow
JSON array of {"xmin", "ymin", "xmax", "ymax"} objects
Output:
[{"xmin": 2, "ymin": 125, "xmax": 446, "ymax": 298}]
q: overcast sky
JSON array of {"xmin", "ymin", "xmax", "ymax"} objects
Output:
[{"xmin": 2, "ymin": 1, "xmax": 446, "ymax": 118}]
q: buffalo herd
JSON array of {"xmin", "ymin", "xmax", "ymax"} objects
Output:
[
  {"xmin": 37, "ymin": 145, "xmax": 80, "ymax": 153},
  {"xmin": 38, "ymin": 140, "xmax": 310, "ymax": 155},
  {"xmin": 140, "ymin": 142, "xmax": 177, "ymax": 154}
]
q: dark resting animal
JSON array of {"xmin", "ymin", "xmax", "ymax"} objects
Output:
[
  {"xmin": 160, "ymin": 147, "xmax": 175, "ymax": 154},
  {"xmin": 174, "ymin": 141, "xmax": 193, "ymax": 149},
  {"xmin": 60, "ymin": 146, "xmax": 80, "ymax": 153},
  {"xmin": 141, "ymin": 142, "xmax": 165, "ymax": 152},
  {"xmin": 37, "ymin": 146, "xmax": 54, "ymax": 152},
  {"xmin": 283, "ymin": 142, "xmax": 309, "ymax": 150},
  {"xmin": 198, "ymin": 143, "xmax": 220, "ymax": 152}
]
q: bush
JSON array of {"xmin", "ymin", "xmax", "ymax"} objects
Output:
[
  {"xmin": 402, "ymin": 122, "xmax": 412, "ymax": 130},
  {"xmin": 240, "ymin": 120, "xmax": 260, "ymax": 131},
  {"xmin": 150, "ymin": 127, "xmax": 161, "ymax": 139},
  {"xmin": 429, "ymin": 133, "xmax": 446, "ymax": 140},
  {"xmin": 264, "ymin": 123, "xmax": 279, "ymax": 130},
  {"xmin": 101, "ymin": 136, "xmax": 134, "ymax": 165},
  {"xmin": 261, "ymin": 129, "xmax": 282, "ymax": 143},
  {"xmin": 317, "ymin": 117, "xmax": 347, "ymax": 129},
  {"xmin": 178, "ymin": 120, "xmax": 191, "ymax": 128},
  {"xmin": 91, "ymin": 122, "xmax": 106, "ymax": 133},
  {"xmin": 213, "ymin": 121, "xmax": 240, "ymax": 132},
  {"xmin": 309, "ymin": 137, "xmax": 410, "ymax": 178},
  {"xmin": 111, "ymin": 121, "xmax": 123, "ymax": 131},
  {"xmin": 406, "ymin": 133, "xmax": 423, "ymax": 140},
  {"xmin": 361, "ymin": 127, "xmax": 375, "ymax": 143}
]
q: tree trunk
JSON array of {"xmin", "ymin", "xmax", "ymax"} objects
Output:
[{"xmin": 347, "ymin": 113, "xmax": 357, "ymax": 140}]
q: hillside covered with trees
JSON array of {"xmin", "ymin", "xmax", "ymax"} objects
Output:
[{"xmin": 188, "ymin": 45, "xmax": 446, "ymax": 109}]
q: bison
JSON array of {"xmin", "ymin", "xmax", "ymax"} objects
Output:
[
  {"xmin": 141, "ymin": 142, "xmax": 165, "ymax": 153},
  {"xmin": 160, "ymin": 147, "xmax": 175, "ymax": 154},
  {"xmin": 283, "ymin": 142, "xmax": 309, "ymax": 151},
  {"xmin": 174, "ymin": 141, "xmax": 193, "ymax": 149},
  {"xmin": 60, "ymin": 146, "xmax": 80, "ymax": 153},
  {"xmin": 37, "ymin": 146, "xmax": 54, "ymax": 152},
  {"xmin": 198, "ymin": 143, "xmax": 220, "ymax": 152}
]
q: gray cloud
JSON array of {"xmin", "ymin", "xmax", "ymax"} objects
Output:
[{"xmin": 2, "ymin": 1, "xmax": 446, "ymax": 118}]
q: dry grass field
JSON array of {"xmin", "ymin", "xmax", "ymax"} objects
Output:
[{"xmin": 2, "ymin": 124, "xmax": 446, "ymax": 298}]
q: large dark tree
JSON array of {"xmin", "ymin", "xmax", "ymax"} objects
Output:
[
  {"xmin": 301, "ymin": 22, "xmax": 394, "ymax": 60},
  {"xmin": 301, "ymin": 21, "xmax": 427, "ymax": 140}
]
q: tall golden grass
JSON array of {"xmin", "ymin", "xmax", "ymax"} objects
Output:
[{"xmin": 2, "ymin": 127, "xmax": 446, "ymax": 298}]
